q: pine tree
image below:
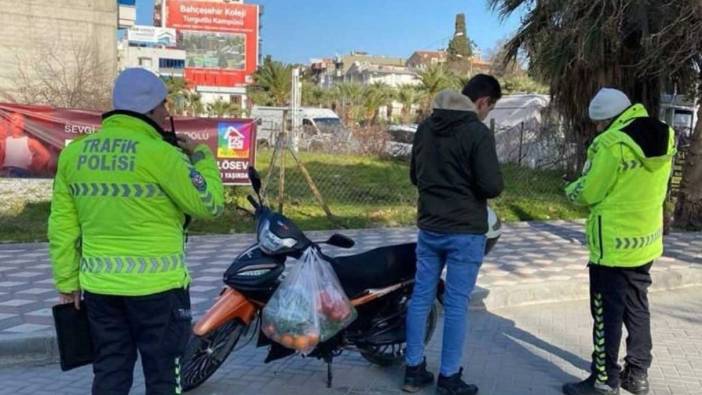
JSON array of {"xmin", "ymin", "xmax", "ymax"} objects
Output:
[{"xmin": 447, "ymin": 14, "xmax": 473, "ymax": 62}]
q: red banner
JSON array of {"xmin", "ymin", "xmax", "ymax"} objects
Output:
[
  {"xmin": 166, "ymin": 0, "xmax": 259, "ymax": 87},
  {"xmin": 0, "ymin": 103, "xmax": 256, "ymax": 185}
]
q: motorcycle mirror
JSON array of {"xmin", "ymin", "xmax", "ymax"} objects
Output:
[
  {"xmin": 326, "ymin": 234, "xmax": 355, "ymax": 249},
  {"xmin": 248, "ymin": 166, "xmax": 262, "ymax": 195}
]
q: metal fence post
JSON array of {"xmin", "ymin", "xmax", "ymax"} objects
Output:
[{"xmin": 518, "ymin": 122, "xmax": 524, "ymax": 166}]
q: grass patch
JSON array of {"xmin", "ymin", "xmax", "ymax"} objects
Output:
[
  {"xmin": 0, "ymin": 150, "xmax": 586, "ymax": 242},
  {"xmin": 0, "ymin": 201, "xmax": 51, "ymax": 243}
]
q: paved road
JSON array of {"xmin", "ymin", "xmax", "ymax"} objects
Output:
[{"xmin": 1, "ymin": 287, "xmax": 700, "ymax": 395}]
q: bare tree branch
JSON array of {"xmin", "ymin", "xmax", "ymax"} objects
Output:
[{"xmin": 0, "ymin": 36, "xmax": 114, "ymax": 111}]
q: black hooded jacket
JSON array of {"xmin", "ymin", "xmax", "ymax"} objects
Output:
[{"xmin": 410, "ymin": 90, "xmax": 504, "ymax": 234}]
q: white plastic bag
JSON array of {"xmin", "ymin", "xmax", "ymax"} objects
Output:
[{"xmin": 261, "ymin": 247, "xmax": 357, "ymax": 353}]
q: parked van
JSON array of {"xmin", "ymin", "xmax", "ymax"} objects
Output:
[{"xmin": 250, "ymin": 106, "xmax": 350, "ymax": 150}]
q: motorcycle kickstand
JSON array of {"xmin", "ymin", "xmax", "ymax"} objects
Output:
[{"xmin": 324, "ymin": 355, "xmax": 333, "ymax": 388}]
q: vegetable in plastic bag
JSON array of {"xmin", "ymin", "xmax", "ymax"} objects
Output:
[{"xmin": 262, "ymin": 247, "xmax": 357, "ymax": 353}]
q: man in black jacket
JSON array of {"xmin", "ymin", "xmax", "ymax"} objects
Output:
[{"xmin": 404, "ymin": 75, "xmax": 504, "ymax": 395}]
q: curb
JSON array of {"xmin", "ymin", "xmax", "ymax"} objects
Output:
[
  {"xmin": 472, "ymin": 265, "xmax": 702, "ymax": 310},
  {"xmin": 1, "ymin": 266, "xmax": 700, "ymax": 368},
  {"xmin": 0, "ymin": 331, "xmax": 58, "ymax": 367}
]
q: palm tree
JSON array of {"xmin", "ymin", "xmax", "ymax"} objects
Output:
[
  {"xmin": 360, "ymin": 83, "xmax": 394, "ymax": 126},
  {"xmin": 206, "ymin": 99, "xmax": 241, "ymax": 118},
  {"xmin": 417, "ymin": 64, "xmax": 454, "ymax": 114},
  {"xmin": 452, "ymin": 74, "xmax": 471, "ymax": 92},
  {"xmin": 385, "ymin": 85, "xmax": 399, "ymax": 121},
  {"xmin": 397, "ymin": 84, "xmax": 420, "ymax": 123},
  {"xmin": 487, "ymin": 41, "xmax": 549, "ymax": 94},
  {"xmin": 184, "ymin": 91, "xmax": 204, "ymax": 117},
  {"xmin": 252, "ymin": 56, "xmax": 292, "ymax": 106},
  {"xmin": 489, "ymin": 0, "xmax": 702, "ymax": 228},
  {"xmin": 370, "ymin": 82, "xmax": 397, "ymax": 123},
  {"xmin": 301, "ymin": 81, "xmax": 326, "ymax": 107},
  {"xmin": 163, "ymin": 77, "xmax": 189, "ymax": 115},
  {"xmin": 334, "ymin": 82, "xmax": 364, "ymax": 124},
  {"xmin": 246, "ymin": 84, "xmax": 274, "ymax": 107}
]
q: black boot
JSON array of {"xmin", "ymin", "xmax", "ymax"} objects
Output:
[
  {"xmin": 437, "ymin": 368, "xmax": 478, "ymax": 395},
  {"xmin": 563, "ymin": 376, "xmax": 619, "ymax": 395},
  {"xmin": 620, "ymin": 366, "xmax": 649, "ymax": 395},
  {"xmin": 403, "ymin": 359, "xmax": 434, "ymax": 393}
]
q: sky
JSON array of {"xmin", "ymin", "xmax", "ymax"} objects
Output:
[{"xmin": 136, "ymin": 0, "xmax": 525, "ymax": 64}]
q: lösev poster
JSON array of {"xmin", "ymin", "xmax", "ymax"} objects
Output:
[{"xmin": 0, "ymin": 103, "xmax": 256, "ymax": 185}]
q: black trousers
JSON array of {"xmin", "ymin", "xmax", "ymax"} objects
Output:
[
  {"xmin": 589, "ymin": 262, "xmax": 653, "ymax": 387},
  {"xmin": 84, "ymin": 288, "xmax": 192, "ymax": 395}
]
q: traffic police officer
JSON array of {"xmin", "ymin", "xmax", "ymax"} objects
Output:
[
  {"xmin": 563, "ymin": 88, "xmax": 676, "ymax": 395},
  {"xmin": 49, "ymin": 68, "xmax": 224, "ymax": 394}
]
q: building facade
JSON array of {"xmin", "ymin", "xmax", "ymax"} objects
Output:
[
  {"xmin": 345, "ymin": 62, "xmax": 420, "ymax": 87},
  {"xmin": 308, "ymin": 52, "xmax": 411, "ymax": 87},
  {"xmin": 337, "ymin": 52, "xmax": 405, "ymax": 75},
  {"xmin": 309, "ymin": 58, "xmax": 342, "ymax": 88},
  {"xmin": 0, "ymin": 0, "xmax": 118, "ymax": 104},
  {"xmin": 118, "ymin": 42, "xmax": 187, "ymax": 78},
  {"xmin": 406, "ymin": 50, "xmax": 447, "ymax": 70}
]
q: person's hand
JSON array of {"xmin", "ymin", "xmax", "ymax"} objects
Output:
[
  {"xmin": 176, "ymin": 135, "xmax": 199, "ymax": 156},
  {"xmin": 59, "ymin": 290, "xmax": 81, "ymax": 310}
]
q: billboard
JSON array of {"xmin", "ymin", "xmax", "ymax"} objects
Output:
[
  {"xmin": 165, "ymin": 0, "xmax": 259, "ymax": 87},
  {"xmin": 127, "ymin": 26, "xmax": 178, "ymax": 47},
  {"xmin": 0, "ymin": 103, "xmax": 256, "ymax": 185}
]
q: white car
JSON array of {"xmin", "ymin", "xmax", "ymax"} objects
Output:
[{"xmin": 385, "ymin": 124, "xmax": 417, "ymax": 159}]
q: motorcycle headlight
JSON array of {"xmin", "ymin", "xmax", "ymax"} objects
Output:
[{"xmin": 258, "ymin": 219, "xmax": 297, "ymax": 254}]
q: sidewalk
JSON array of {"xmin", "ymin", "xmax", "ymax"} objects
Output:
[{"xmin": 0, "ymin": 221, "xmax": 700, "ymax": 365}]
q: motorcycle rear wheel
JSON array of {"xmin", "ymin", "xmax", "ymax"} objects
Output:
[{"xmin": 359, "ymin": 300, "xmax": 439, "ymax": 366}]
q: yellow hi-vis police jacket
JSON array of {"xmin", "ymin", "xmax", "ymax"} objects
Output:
[{"xmin": 49, "ymin": 111, "xmax": 225, "ymax": 296}]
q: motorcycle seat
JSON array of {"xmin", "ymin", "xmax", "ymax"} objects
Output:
[{"xmin": 328, "ymin": 243, "xmax": 417, "ymax": 299}]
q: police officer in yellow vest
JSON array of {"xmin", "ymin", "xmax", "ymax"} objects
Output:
[
  {"xmin": 49, "ymin": 68, "xmax": 224, "ymax": 394},
  {"xmin": 562, "ymin": 89, "xmax": 676, "ymax": 395}
]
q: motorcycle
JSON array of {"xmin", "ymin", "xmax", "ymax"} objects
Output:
[{"xmin": 181, "ymin": 167, "xmax": 501, "ymax": 391}]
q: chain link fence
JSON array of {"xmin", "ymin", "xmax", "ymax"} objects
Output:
[
  {"xmin": 253, "ymin": 116, "xmax": 698, "ymax": 231},
  {"xmin": 248, "ymin": 118, "xmax": 585, "ymax": 229}
]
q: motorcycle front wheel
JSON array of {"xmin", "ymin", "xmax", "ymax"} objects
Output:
[
  {"xmin": 181, "ymin": 320, "xmax": 250, "ymax": 392},
  {"xmin": 359, "ymin": 300, "xmax": 439, "ymax": 366}
]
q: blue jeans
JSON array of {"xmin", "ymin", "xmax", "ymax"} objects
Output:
[{"xmin": 405, "ymin": 230, "xmax": 485, "ymax": 376}]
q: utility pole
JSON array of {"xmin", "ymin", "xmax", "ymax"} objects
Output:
[{"xmin": 291, "ymin": 67, "xmax": 302, "ymax": 152}]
